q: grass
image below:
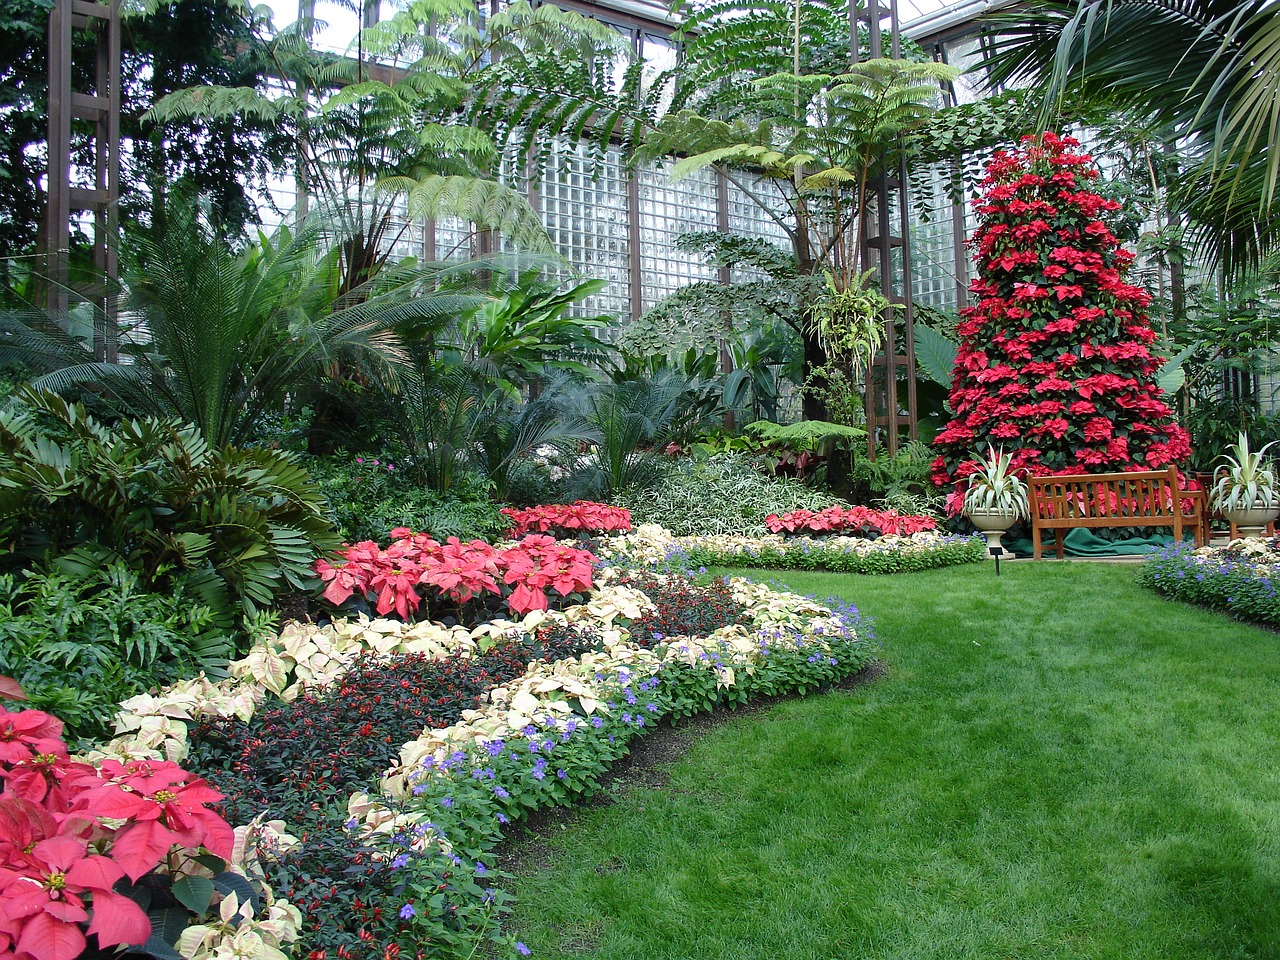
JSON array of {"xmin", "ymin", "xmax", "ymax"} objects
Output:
[{"xmin": 502, "ymin": 562, "xmax": 1280, "ymax": 959}]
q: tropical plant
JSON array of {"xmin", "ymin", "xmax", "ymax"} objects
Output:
[
  {"xmin": 962, "ymin": 446, "xmax": 1030, "ymax": 520},
  {"xmin": 981, "ymin": 0, "xmax": 1280, "ymax": 274},
  {"xmin": 0, "ymin": 563, "xmax": 232, "ymax": 742},
  {"xmin": 0, "ymin": 388, "xmax": 340, "ymax": 623},
  {"xmin": 1210, "ymin": 432, "xmax": 1280, "ymax": 511},
  {"xmin": 147, "ymin": 0, "xmax": 621, "ymax": 283},
  {"xmin": 640, "ymin": 52, "xmax": 957, "ymax": 418},
  {"xmin": 303, "ymin": 453, "xmax": 508, "ymax": 543},
  {"xmin": 565, "ymin": 374, "xmax": 710, "ymax": 500},
  {"xmin": 452, "ymin": 273, "xmax": 617, "ymax": 395},
  {"xmin": 931, "ymin": 134, "xmax": 1192, "ymax": 511},
  {"xmin": 0, "ymin": 207, "xmax": 470, "ymax": 450},
  {"xmin": 467, "ymin": 386, "xmax": 596, "ymax": 503}
]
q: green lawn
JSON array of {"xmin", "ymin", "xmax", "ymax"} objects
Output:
[{"xmin": 502, "ymin": 563, "xmax": 1280, "ymax": 959}]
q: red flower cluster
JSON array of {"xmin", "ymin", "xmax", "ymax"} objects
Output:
[
  {"xmin": 0, "ymin": 684, "xmax": 234, "ymax": 960},
  {"xmin": 501, "ymin": 502, "xmax": 632, "ymax": 538},
  {"xmin": 932, "ymin": 132, "xmax": 1191, "ymax": 511},
  {"xmin": 764, "ymin": 506, "xmax": 937, "ymax": 537},
  {"xmin": 315, "ymin": 530, "xmax": 597, "ymax": 619}
]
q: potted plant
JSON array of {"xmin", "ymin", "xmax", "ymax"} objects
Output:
[
  {"xmin": 1210, "ymin": 432, "xmax": 1280, "ymax": 537},
  {"xmin": 964, "ymin": 446, "xmax": 1029, "ymax": 557}
]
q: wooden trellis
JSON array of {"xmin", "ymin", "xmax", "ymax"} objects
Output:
[
  {"xmin": 853, "ymin": 0, "xmax": 919, "ymax": 458},
  {"xmin": 43, "ymin": 0, "xmax": 121, "ymax": 362}
]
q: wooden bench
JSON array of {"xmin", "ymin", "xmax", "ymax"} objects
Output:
[{"xmin": 1029, "ymin": 466, "xmax": 1206, "ymax": 559}]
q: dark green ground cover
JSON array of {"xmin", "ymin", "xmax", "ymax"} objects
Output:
[{"xmin": 503, "ymin": 563, "xmax": 1280, "ymax": 959}]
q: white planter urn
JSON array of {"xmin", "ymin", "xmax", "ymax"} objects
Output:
[
  {"xmin": 1220, "ymin": 503, "xmax": 1279, "ymax": 539},
  {"xmin": 967, "ymin": 506, "xmax": 1019, "ymax": 558}
]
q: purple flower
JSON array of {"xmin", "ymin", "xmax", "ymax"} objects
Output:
[
  {"xmin": 516, "ymin": 944, "xmax": 532, "ymax": 956},
  {"xmin": 440, "ymin": 797, "xmax": 454, "ymax": 808},
  {"xmin": 497, "ymin": 812, "xmax": 510, "ymax": 824},
  {"xmin": 476, "ymin": 862, "xmax": 488, "ymax": 876},
  {"xmin": 400, "ymin": 903, "xmax": 416, "ymax": 920},
  {"xmin": 494, "ymin": 785, "xmax": 510, "ymax": 799},
  {"xmin": 391, "ymin": 853, "xmax": 409, "ymax": 869},
  {"xmin": 557, "ymin": 769, "xmax": 567, "ymax": 779}
]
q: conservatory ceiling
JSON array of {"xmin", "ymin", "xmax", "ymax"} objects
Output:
[{"xmin": 265, "ymin": 0, "xmax": 996, "ymax": 51}]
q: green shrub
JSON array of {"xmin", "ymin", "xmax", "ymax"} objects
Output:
[
  {"xmin": 0, "ymin": 388, "xmax": 340, "ymax": 623},
  {"xmin": 304, "ymin": 453, "xmax": 508, "ymax": 543},
  {"xmin": 615, "ymin": 452, "xmax": 847, "ymax": 536},
  {"xmin": 0, "ymin": 563, "xmax": 234, "ymax": 742}
]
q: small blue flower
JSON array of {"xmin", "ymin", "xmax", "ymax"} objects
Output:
[
  {"xmin": 516, "ymin": 944, "xmax": 532, "ymax": 956},
  {"xmin": 440, "ymin": 797, "xmax": 454, "ymax": 808},
  {"xmin": 497, "ymin": 812, "xmax": 510, "ymax": 824},
  {"xmin": 400, "ymin": 903, "xmax": 416, "ymax": 920},
  {"xmin": 476, "ymin": 862, "xmax": 488, "ymax": 876},
  {"xmin": 494, "ymin": 785, "xmax": 510, "ymax": 799},
  {"xmin": 390, "ymin": 853, "xmax": 409, "ymax": 869}
]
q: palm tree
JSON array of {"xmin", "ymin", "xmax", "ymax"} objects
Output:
[{"xmin": 982, "ymin": 0, "xmax": 1280, "ymax": 274}]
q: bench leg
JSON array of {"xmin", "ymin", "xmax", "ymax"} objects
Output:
[
  {"xmin": 1033, "ymin": 524, "xmax": 1042, "ymax": 560},
  {"xmin": 1055, "ymin": 529, "xmax": 1064, "ymax": 560}
]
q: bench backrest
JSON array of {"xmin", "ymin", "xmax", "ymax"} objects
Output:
[{"xmin": 1028, "ymin": 466, "xmax": 1184, "ymax": 525}]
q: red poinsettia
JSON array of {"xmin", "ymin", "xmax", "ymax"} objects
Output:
[{"xmin": 933, "ymin": 132, "xmax": 1191, "ymax": 508}]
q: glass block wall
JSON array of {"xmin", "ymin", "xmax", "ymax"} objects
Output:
[
  {"xmin": 536, "ymin": 139, "xmax": 632, "ymax": 320},
  {"xmin": 910, "ymin": 162, "xmax": 964, "ymax": 310},
  {"xmin": 637, "ymin": 160, "xmax": 720, "ymax": 308}
]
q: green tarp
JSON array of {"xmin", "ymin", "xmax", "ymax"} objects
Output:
[{"xmin": 1006, "ymin": 527, "xmax": 1189, "ymax": 558}]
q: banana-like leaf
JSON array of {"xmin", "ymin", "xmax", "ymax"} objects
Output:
[{"xmin": 914, "ymin": 325, "xmax": 959, "ymax": 388}]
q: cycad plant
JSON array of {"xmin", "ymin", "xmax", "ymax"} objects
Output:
[
  {"xmin": 1, "ymin": 205, "xmax": 458, "ymax": 450},
  {"xmin": 566, "ymin": 373, "xmax": 711, "ymax": 500},
  {"xmin": 469, "ymin": 384, "xmax": 595, "ymax": 503}
]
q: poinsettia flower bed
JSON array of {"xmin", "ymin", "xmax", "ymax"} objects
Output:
[
  {"xmin": 501, "ymin": 501, "xmax": 632, "ymax": 539},
  {"xmin": 765, "ymin": 506, "xmax": 938, "ymax": 537},
  {"xmin": 598, "ymin": 524, "xmax": 985, "ymax": 574},
  {"xmin": 1138, "ymin": 537, "xmax": 1280, "ymax": 626},
  {"xmin": 90, "ymin": 568, "xmax": 872, "ymax": 960},
  {"xmin": 316, "ymin": 528, "xmax": 597, "ymax": 619}
]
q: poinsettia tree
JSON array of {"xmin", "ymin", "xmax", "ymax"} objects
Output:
[{"xmin": 932, "ymin": 132, "xmax": 1192, "ymax": 512}]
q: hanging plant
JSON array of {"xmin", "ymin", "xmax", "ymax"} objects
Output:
[{"xmin": 809, "ymin": 269, "xmax": 888, "ymax": 377}]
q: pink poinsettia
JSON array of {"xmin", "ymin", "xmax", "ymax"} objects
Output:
[
  {"xmin": 315, "ymin": 529, "xmax": 599, "ymax": 620},
  {"xmin": 502, "ymin": 502, "xmax": 631, "ymax": 538},
  {"xmin": 0, "ymin": 827, "xmax": 151, "ymax": 960},
  {"xmin": 0, "ymin": 707, "xmax": 65, "ymax": 766},
  {"xmin": 68, "ymin": 759, "xmax": 233, "ymax": 881},
  {"xmin": 764, "ymin": 507, "xmax": 936, "ymax": 537}
]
